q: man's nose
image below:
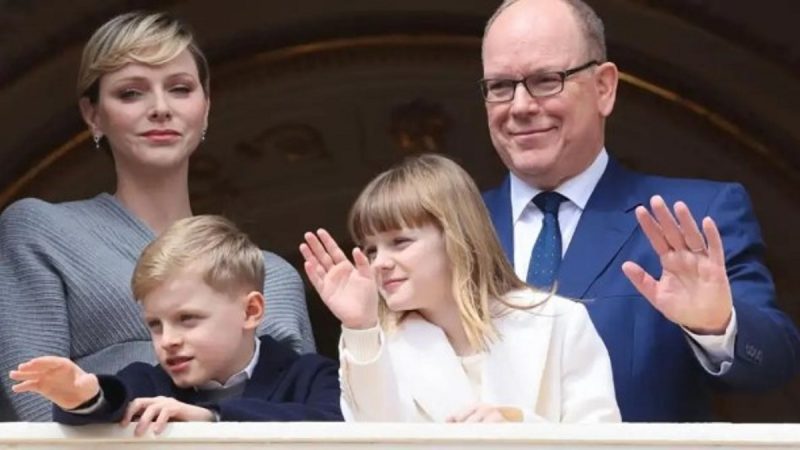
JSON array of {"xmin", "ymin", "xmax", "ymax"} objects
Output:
[{"xmin": 509, "ymin": 82, "xmax": 541, "ymax": 116}]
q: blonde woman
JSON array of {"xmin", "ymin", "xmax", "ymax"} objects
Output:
[
  {"xmin": 301, "ymin": 154, "xmax": 619, "ymax": 422},
  {"xmin": 0, "ymin": 12, "xmax": 312, "ymax": 421}
]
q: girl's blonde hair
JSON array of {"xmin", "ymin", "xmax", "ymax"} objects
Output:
[
  {"xmin": 348, "ymin": 153, "xmax": 538, "ymax": 352},
  {"xmin": 77, "ymin": 11, "xmax": 210, "ymax": 102}
]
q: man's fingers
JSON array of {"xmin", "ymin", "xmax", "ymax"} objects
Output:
[
  {"xmin": 673, "ymin": 202, "xmax": 705, "ymax": 252},
  {"xmin": 703, "ymin": 217, "xmax": 725, "ymax": 267},
  {"xmin": 622, "ymin": 261, "xmax": 657, "ymax": 305},
  {"xmin": 649, "ymin": 196, "xmax": 687, "ymax": 252},
  {"xmin": 635, "ymin": 206, "xmax": 670, "ymax": 256}
]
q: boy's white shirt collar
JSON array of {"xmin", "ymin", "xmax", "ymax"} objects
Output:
[
  {"xmin": 196, "ymin": 336, "xmax": 261, "ymax": 391},
  {"xmin": 510, "ymin": 149, "xmax": 608, "ymax": 222}
]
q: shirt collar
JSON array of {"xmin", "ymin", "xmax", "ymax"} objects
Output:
[
  {"xmin": 196, "ymin": 336, "xmax": 261, "ymax": 391},
  {"xmin": 509, "ymin": 148, "xmax": 609, "ymax": 221}
]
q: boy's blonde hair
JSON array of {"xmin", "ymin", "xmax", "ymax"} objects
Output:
[
  {"xmin": 348, "ymin": 153, "xmax": 536, "ymax": 352},
  {"xmin": 78, "ymin": 11, "xmax": 210, "ymax": 101},
  {"xmin": 132, "ymin": 215, "xmax": 264, "ymax": 302}
]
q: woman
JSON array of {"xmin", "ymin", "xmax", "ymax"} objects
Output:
[
  {"xmin": 0, "ymin": 12, "xmax": 313, "ymax": 421},
  {"xmin": 301, "ymin": 154, "xmax": 620, "ymax": 422}
]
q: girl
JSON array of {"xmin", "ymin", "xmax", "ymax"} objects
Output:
[{"xmin": 301, "ymin": 154, "xmax": 619, "ymax": 422}]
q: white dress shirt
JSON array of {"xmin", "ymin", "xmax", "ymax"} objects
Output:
[{"xmin": 508, "ymin": 149, "xmax": 735, "ymax": 374}]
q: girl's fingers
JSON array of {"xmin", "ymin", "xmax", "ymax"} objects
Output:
[
  {"xmin": 317, "ymin": 229, "xmax": 348, "ymax": 264},
  {"xmin": 303, "ymin": 232, "xmax": 335, "ymax": 271},
  {"xmin": 352, "ymin": 247, "xmax": 372, "ymax": 278}
]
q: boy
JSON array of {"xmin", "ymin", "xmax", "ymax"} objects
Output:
[{"xmin": 9, "ymin": 215, "xmax": 342, "ymax": 435}]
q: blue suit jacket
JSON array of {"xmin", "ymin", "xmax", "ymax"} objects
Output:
[
  {"xmin": 484, "ymin": 158, "xmax": 800, "ymax": 421},
  {"xmin": 54, "ymin": 336, "xmax": 343, "ymax": 424}
]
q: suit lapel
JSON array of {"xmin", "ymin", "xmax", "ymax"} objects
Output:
[
  {"xmin": 558, "ymin": 159, "xmax": 640, "ymax": 299},
  {"xmin": 483, "ymin": 177, "xmax": 515, "ymax": 263},
  {"xmin": 392, "ymin": 315, "xmax": 477, "ymax": 421}
]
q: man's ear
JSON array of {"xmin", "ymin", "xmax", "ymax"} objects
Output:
[
  {"xmin": 595, "ymin": 61, "xmax": 619, "ymax": 118},
  {"xmin": 242, "ymin": 291, "xmax": 265, "ymax": 330},
  {"xmin": 78, "ymin": 97, "xmax": 102, "ymax": 138}
]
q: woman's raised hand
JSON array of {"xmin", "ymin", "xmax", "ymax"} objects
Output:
[{"xmin": 300, "ymin": 229, "xmax": 379, "ymax": 329}]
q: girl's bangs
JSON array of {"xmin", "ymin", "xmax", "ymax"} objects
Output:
[{"xmin": 349, "ymin": 174, "xmax": 436, "ymax": 243}]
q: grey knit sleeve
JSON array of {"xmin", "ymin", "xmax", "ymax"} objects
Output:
[
  {"xmin": 258, "ymin": 251, "xmax": 316, "ymax": 353},
  {"xmin": 0, "ymin": 199, "xmax": 71, "ymax": 421}
]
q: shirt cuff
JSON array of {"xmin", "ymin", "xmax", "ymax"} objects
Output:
[
  {"xmin": 683, "ymin": 307, "xmax": 738, "ymax": 375},
  {"xmin": 341, "ymin": 324, "xmax": 382, "ymax": 363},
  {"xmin": 66, "ymin": 389, "xmax": 106, "ymax": 415}
]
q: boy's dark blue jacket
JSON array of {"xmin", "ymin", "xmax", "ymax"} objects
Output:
[{"xmin": 54, "ymin": 336, "xmax": 343, "ymax": 423}]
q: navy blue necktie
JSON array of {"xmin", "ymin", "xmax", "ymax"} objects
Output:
[{"xmin": 527, "ymin": 191, "xmax": 567, "ymax": 288}]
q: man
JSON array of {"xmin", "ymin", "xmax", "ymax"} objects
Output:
[{"xmin": 481, "ymin": 0, "xmax": 800, "ymax": 421}]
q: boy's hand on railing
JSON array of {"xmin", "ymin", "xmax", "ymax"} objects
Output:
[
  {"xmin": 121, "ymin": 396, "xmax": 214, "ymax": 436},
  {"xmin": 9, "ymin": 356, "xmax": 100, "ymax": 410}
]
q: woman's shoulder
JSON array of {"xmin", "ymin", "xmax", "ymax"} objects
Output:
[
  {"xmin": 0, "ymin": 197, "xmax": 61, "ymax": 234},
  {"xmin": 2, "ymin": 196, "xmax": 55, "ymax": 218},
  {"xmin": 0, "ymin": 196, "xmax": 102, "ymax": 234},
  {"xmin": 259, "ymin": 249, "xmax": 304, "ymax": 299},
  {"xmin": 1, "ymin": 196, "xmax": 105, "ymax": 221},
  {"xmin": 261, "ymin": 250, "xmax": 301, "ymax": 277}
]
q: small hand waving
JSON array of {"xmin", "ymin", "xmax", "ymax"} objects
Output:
[
  {"xmin": 300, "ymin": 228, "xmax": 379, "ymax": 329},
  {"xmin": 9, "ymin": 356, "xmax": 100, "ymax": 410}
]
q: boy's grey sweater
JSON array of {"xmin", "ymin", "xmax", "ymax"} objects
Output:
[{"xmin": 0, "ymin": 194, "xmax": 315, "ymax": 421}]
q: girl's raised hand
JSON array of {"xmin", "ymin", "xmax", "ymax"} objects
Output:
[{"xmin": 300, "ymin": 229, "xmax": 379, "ymax": 329}]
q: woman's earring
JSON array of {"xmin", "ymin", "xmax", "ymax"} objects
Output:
[
  {"xmin": 93, "ymin": 134, "xmax": 102, "ymax": 150},
  {"xmin": 201, "ymin": 128, "xmax": 207, "ymax": 142}
]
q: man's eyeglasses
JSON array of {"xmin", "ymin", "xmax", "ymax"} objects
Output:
[{"xmin": 479, "ymin": 60, "xmax": 600, "ymax": 103}]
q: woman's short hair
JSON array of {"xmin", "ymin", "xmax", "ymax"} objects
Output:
[
  {"xmin": 77, "ymin": 11, "xmax": 210, "ymax": 102},
  {"xmin": 132, "ymin": 215, "xmax": 264, "ymax": 302},
  {"xmin": 348, "ymin": 153, "xmax": 531, "ymax": 351}
]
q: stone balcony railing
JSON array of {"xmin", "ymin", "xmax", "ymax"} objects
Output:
[{"xmin": 0, "ymin": 422, "xmax": 799, "ymax": 449}]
